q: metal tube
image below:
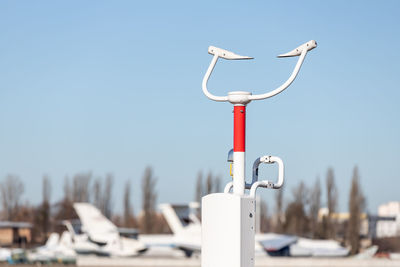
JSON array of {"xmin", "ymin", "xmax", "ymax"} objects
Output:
[
  {"xmin": 233, "ymin": 105, "xmax": 246, "ymax": 195},
  {"xmin": 224, "ymin": 182, "xmax": 233, "ymax": 193},
  {"xmin": 202, "ymin": 55, "xmax": 229, "ymax": 102}
]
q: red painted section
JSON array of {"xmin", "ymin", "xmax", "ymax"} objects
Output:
[{"xmin": 234, "ymin": 105, "xmax": 246, "ymax": 152}]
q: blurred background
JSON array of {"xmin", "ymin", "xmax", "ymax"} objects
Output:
[{"xmin": 0, "ymin": 0, "xmax": 399, "ymax": 265}]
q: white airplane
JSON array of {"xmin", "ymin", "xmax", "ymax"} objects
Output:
[
  {"xmin": 134, "ymin": 203, "xmax": 201, "ymax": 258},
  {"xmin": 72, "ymin": 202, "xmax": 148, "ymax": 257},
  {"xmin": 26, "ymin": 232, "xmax": 76, "ymax": 263},
  {"xmin": 0, "ymin": 248, "xmax": 11, "ymax": 262},
  {"xmin": 62, "ymin": 220, "xmax": 106, "ymax": 255},
  {"xmin": 158, "ymin": 203, "xmax": 349, "ymax": 258},
  {"xmin": 157, "ymin": 203, "xmax": 201, "ymax": 256},
  {"xmin": 258, "ymin": 234, "xmax": 349, "ymax": 257}
]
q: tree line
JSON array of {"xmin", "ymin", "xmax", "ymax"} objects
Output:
[
  {"xmin": 254, "ymin": 166, "xmax": 366, "ymax": 255},
  {"xmin": 1, "ymin": 165, "xmax": 366, "ymax": 254},
  {"xmin": 192, "ymin": 167, "xmax": 366, "ymax": 254},
  {"xmin": 0, "ymin": 167, "xmax": 168, "ymax": 244}
]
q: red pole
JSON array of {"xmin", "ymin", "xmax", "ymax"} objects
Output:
[{"xmin": 233, "ymin": 105, "xmax": 246, "ymax": 152}]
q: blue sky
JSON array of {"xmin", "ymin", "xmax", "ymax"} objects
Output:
[{"xmin": 0, "ymin": 1, "xmax": 399, "ymax": 214}]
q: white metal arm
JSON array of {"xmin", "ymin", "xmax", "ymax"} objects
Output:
[
  {"xmin": 202, "ymin": 55, "xmax": 229, "ymax": 102},
  {"xmin": 248, "ymin": 45, "xmax": 307, "ymax": 100},
  {"xmin": 202, "ymin": 40, "xmax": 317, "ymax": 104},
  {"xmin": 224, "ymin": 181, "xmax": 234, "ymax": 193}
]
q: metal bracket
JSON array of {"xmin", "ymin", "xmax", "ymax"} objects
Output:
[{"xmin": 249, "ymin": 155, "xmax": 284, "ymax": 198}]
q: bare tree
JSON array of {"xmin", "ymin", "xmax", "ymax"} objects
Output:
[
  {"xmin": 42, "ymin": 175, "xmax": 51, "ymax": 204},
  {"xmin": 273, "ymin": 187, "xmax": 284, "ymax": 233},
  {"xmin": 102, "ymin": 174, "xmax": 113, "ymax": 219},
  {"xmin": 205, "ymin": 172, "xmax": 213, "ymax": 195},
  {"xmin": 123, "ymin": 180, "xmax": 136, "ymax": 227},
  {"xmin": 92, "ymin": 178, "xmax": 102, "ymax": 209},
  {"xmin": 195, "ymin": 172, "xmax": 203, "ymax": 201},
  {"xmin": 41, "ymin": 175, "xmax": 51, "ymax": 235},
  {"xmin": 140, "ymin": 167, "xmax": 157, "ymax": 233},
  {"xmin": 63, "ymin": 176, "xmax": 72, "ymax": 202},
  {"xmin": 203, "ymin": 172, "xmax": 221, "ymax": 195},
  {"xmin": 0, "ymin": 174, "xmax": 24, "ymax": 220},
  {"xmin": 32, "ymin": 175, "xmax": 52, "ymax": 242},
  {"xmin": 195, "ymin": 171, "xmax": 203, "ymax": 218},
  {"xmin": 214, "ymin": 175, "xmax": 222, "ymax": 193},
  {"xmin": 284, "ymin": 181, "xmax": 309, "ymax": 236},
  {"xmin": 326, "ymin": 168, "xmax": 338, "ymax": 238},
  {"xmin": 292, "ymin": 181, "xmax": 308, "ymax": 206},
  {"xmin": 72, "ymin": 172, "xmax": 92, "ymax": 202},
  {"xmin": 90, "ymin": 174, "xmax": 113, "ymax": 219},
  {"xmin": 53, "ymin": 176, "xmax": 77, "ymax": 222},
  {"xmin": 259, "ymin": 199, "xmax": 270, "ymax": 233},
  {"xmin": 347, "ymin": 166, "xmax": 365, "ymax": 255},
  {"xmin": 309, "ymin": 177, "xmax": 321, "ymax": 238}
]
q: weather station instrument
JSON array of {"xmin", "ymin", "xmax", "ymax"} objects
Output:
[{"xmin": 201, "ymin": 40, "xmax": 317, "ymax": 267}]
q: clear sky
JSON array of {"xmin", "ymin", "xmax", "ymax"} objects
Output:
[{"xmin": 0, "ymin": 1, "xmax": 399, "ymax": 214}]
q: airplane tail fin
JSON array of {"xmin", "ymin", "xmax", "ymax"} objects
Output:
[
  {"xmin": 62, "ymin": 220, "xmax": 76, "ymax": 240},
  {"xmin": 159, "ymin": 203, "xmax": 200, "ymax": 234},
  {"xmin": 73, "ymin": 202, "xmax": 118, "ymax": 243},
  {"xmin": 45, "ymin": 232, "xmax": 60, "ymax": 248},
  {"xmin": 159, "ymin": 204, "xmax": 186, "ymax": 234},
  {"xmin": 59, "ymin": 231, "xmax": 73, "ymax": 247}
]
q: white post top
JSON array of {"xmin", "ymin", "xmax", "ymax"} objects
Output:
[{"xmin": 202, "ymin": 40, "xmax": 317, "ymax": 105}]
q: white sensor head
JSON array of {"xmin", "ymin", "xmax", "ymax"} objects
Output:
[
  {"xmin": 208, "ymin": 46, "xmax": 253, "ymax": 60},
  {"xmin": 277, "ymin": 40, "xmax": 317, "ymax": 58}
]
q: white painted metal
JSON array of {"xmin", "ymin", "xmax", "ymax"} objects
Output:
[
  {"xmin": 208, "ymin": 46, "xmax": 253, "ymax": 60},
  {"xmin": 229, "ymin": 91, "xmax": 252, "ymax": 105},
  {"xmin": 250, "ymin": 156, "xmax": 284, "ymax": 198},
  {"xmin": 201, "ymin": 41, "xmax": 316, "ymax": 267},
  {"xmin": 233, "ymin": 151, "xmax": 246, "ymax": 195},
  {"xmin": 224, "ymin": 181, "xmax": 233, "ymax": 193},
  {"xmin": 202, "ymin": 193, "xmax": 255, "ymax": 267},
  {"xmin": 202, "ymin": 55, "xmax": 228, "ymax": 102},
  {"xmin": 277, "ymin": 40, "xmax": 317, "ymax": 58},
  {"xmin": 202, "ymin": 40, "xmax": 317, "ymax": 104},
  {"xmin": 255, "ymin": 196, "xmax": 261, "ymax": 234}
]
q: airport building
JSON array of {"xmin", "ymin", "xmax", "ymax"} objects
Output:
[
  {"xmin": 376, "ymin": 202, "xmax": 400, "ymax": 238},
  {"xmin": 0, "ymin": 221, "xmax": 32, "ymax": 247}
]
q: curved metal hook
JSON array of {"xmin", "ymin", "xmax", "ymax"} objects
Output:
[{"xmin": 202, "ymin": 55, "xmax": 229, "ymax": 102}]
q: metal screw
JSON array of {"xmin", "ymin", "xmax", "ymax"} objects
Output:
[{"xmin": 249, "ymin": 213, "xmax": 253, "ymax": 218}]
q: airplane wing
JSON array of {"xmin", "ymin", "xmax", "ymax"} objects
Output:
[
  {"xmin": 257, "ymin": 234, "xmax": 298, "ymax": 253},
  {"xmin": 257, "ymin": 234, "xmax": 349, "ymax": 257},
  {"xmin": 295, "ymin": 238, "xmax": 349, "ymax": 257}
]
